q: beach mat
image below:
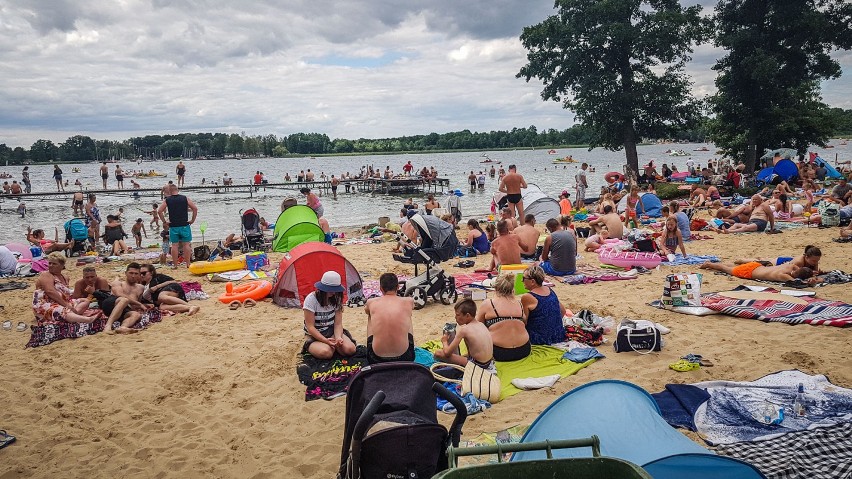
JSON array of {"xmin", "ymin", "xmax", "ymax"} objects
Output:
[
  {"xmin": 495, "ymin": 345, "xmax": 596, "ymax": 400},
  {"xmin": 713, "ymin": 422, "xmax": 852, "ymax": 479},
  {"xmin": 296, "ymin": 346, "xmax": 368, "ymax": 401},
  {"xmin": 26, "ymin": 309, "xmax": 167, "ymax": 348},
  {"xmin": 652, "ymin": 384, "xmax": 711, "ymax": 431},
  {"xmin": 700, "ymin": 286, "xmax": 852, "ymax": 327}
]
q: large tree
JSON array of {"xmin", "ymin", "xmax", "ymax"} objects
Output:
[
  {"xmin": 518, "ymin": 0, "xmax": 707, "ymax": 176},
  {"xmin": 711, "ymin": 0, "xmax": 852, "ymax": 172}
]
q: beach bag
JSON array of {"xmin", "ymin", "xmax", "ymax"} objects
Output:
[
  {"xmin": 819, "ymin": 202, "xmax": 840, "ymax": 227},
  {"xmin": 455, "ymin": 246, "xmax": 477, "ymax": 258},
  {"xmin": 430, "ymin": 362, "xmax": 501, "ymax": 404},
  {"xmin": 614, "ymin": 319, "xmax": 661, "ymax": 354},
  {"xmin": 661, "ymin": 273, "xmax": 702, "ymax": 308},
  {"xmin": 690, "ymin": 218, "xmax": 709, "ymax": 231},
  {"xmin": 574, "ymin": 227, "xmax": 591, "ymax": 238},
  {"xmin": 245, "ymin": 252, "xmax": 269, "ymax": 271},
  {"xmin": 633, "ymin": 239, "xmax": 657, "ymax": 252},
  {"xmin": 193, "ymin": 244, "xmax": 211, "ymax": 261}
]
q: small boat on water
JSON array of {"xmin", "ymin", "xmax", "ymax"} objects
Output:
[
  {"xmin": 552, "ymin": 156, "xmax": 577, "ymax": 164},
  {"xmin": 134, "ymin": 171, "xmax": 167, "ymax": 178},
  {"xmin": 71, "ymin": 168, "xmax": 81, "ymax": 173},
  {"xmin": 668, "ymin": 149, "xmax": 689, "ymax": 157},
  {"xmin": 693, "ymin": 147, "xmax": 710, "ymax": 152},
  {"xmin": 480, "ymin": 154, "xmax": 500, "ymax": 164},
  {"xmin": 547, "ymin": 149, "xmax": 557, "ymax": 154}
]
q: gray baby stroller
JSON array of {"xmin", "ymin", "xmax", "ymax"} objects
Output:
[
  {"xmin": 393, "ymin": 213, "xmax": 458, "ymax": 309},
  {"xmin": 337, "ymin": 362, "xmax": 467, "ymax": 479}
]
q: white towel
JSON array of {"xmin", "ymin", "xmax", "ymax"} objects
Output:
[{"xmin": 511, "ymin": 374, "xmax": 561, "ymax": 390}]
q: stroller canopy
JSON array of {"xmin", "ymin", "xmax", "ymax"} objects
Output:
[
  {"xmin": 514, "ymin": 380, "xmax": 765, "ymax": 479},
  {"xmin": 64, "ymin": 218, "xmax": 89, "ymax": 241},
  {"xmin": 242, "ymin": 208, "xmax": 262, "ymax": 235},
  {"xmin": 617, "ymin": 192, "xmax": 663, "ymax": 217},
  {"xmin": 272, "ymin": 241, "xmax": 363, "ymax": 307},
  {"xmin": 271, "ymin": 205, "xmax": 325, "ymax": 252},
  {"xmin": 409, "ymin": 214, "xmax": 455, "ymax": 250}
]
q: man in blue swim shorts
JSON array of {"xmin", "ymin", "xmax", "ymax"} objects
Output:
[
  {"xmin": 157, "ymin": 184, "xmax": 198, "ymax": 269},
  {"xmin": 721, "ymin": 195, "xmax": 774, "ymax": 234}
]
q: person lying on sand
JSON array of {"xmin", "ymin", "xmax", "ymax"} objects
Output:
[
  {"xmin": 103, "ymin": 263, "xmax": 151, "ymax": 334},
  {"xmin": 433, "ymin": 299, "xmax": 495, "ymax": 373},
  {"xmin": 700, "ymin": 260, "xmax": 819, "ymax": 285},
  {"xmin": 720, "ymin": 195, "xmax": 775, "ymax": 233},
  {"xmin": 26, "ymin": 227, "xmax": 75, "ymax": 254},
  {"xmin": 733, "ymin": 245, "xmax": 824, "ymax": 278},
  {"xmin": 585, "ymin": 229, "xmax": 609, "ymax": 252},
  {"xmin": 140, "ymin": 264, "xmax": 200, "ymax": 316}
]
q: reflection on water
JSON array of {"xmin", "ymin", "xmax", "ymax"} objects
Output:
[{"xmin": 1, "ymin": 142, "xmax": 845, "ymax": 244}]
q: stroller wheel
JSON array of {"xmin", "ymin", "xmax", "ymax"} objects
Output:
[
  {"xmin": 438, "ymin": 287, "xmax": 455, "ymax": 305},
  {"xmin": 411, "ymin": 287, "xmax": 427, "ymax": 310}
]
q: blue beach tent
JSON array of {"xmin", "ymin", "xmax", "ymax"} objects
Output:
[
  {"xmin": 616, "ymin": 193, "xmax": 663, "ymax": 217},
  {"xmin": 813, "ymin": 155, "xmax": 843, "ymax": 179},
  {"xmin": 513, "ymin": 380, "xmax": 766, "ymax": 479}
]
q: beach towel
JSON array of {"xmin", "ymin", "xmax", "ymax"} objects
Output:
[
  {"xmin": 460, "ymin": 425, "xmax": 529, "ymax": 465},
  {"xmin": 436, "ymin": 382, "xmax": 492, "ymax": 415},
  {"xmin": 661, "ymin": 254, "xmax": 720, "ymax": 266},
  {"xmin": 0, "ymin": 281, "xmax": 29, "ymax": 292},
  {"xmin": 712, "ymin": 422, "xmax": 852, "ymax": 479},
  {"xmin": 700, "ymin": 286, "xmax": 852, "ymax": 327},
  {"xmin": 672, "ymin": 370, "xmax": 852, "ymax": 446},
  {"xmin": 652, "ymin": 384, "xmax": 712, "ymax": 431},
  {"xmin": 25, "ymin": 308, "xmax": 166, "ymax": 348},
  {"xmin": 296, "ymin": 346, "xmax": 368, "ymax": 401},
  {"xmin": 495, "ymin": 345, "xmax": 596, "ymax": 400},
  {"xmin": 180, "ymin": 281, "xmax": 209, "ymax": 300}
]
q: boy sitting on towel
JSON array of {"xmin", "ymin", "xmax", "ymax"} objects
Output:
[{"xmin": 434, "ymin": 299, "xmax": 496, "ymax": 373}]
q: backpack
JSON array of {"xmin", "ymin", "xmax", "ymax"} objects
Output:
[{"xmin": 819, "ymin": 202, "xmax": 840, "ymax": 227}]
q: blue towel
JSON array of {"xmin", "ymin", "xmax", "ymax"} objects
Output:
[
  {"xmin": 662, "ymin": 254, "xmax": 720, "ymax": 266},
  {"xmin": 414, "ymin": 347, "xmax": 436, "ymax": 368},
  {"xmin": 562, "ymin": 347, "xmax": 605, "ymax": 363},
  {"xmin": 652, "ymin": 384, "xmax": 711, "ymax": 431},
  {"xmin": 436, "ymin": 382, "xmax": 491, "ymax": 415}
]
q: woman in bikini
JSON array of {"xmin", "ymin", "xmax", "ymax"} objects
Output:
[
  {"xmin": 476, "ymin": 274, "xmax": 530, "ymax": 362},
  {"xmin": 26, "ymin": 227, "xmax": 75, "ymax": 254},
  {"xmin": 424, "ymin": 194, "xmax": 440, "ymax": 215},
  {"xmin": 32, "ymin": 253, "xmax": 99, "ymax": 324}
]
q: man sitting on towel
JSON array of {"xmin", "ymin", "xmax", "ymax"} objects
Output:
[
  {"xmin": 700, "ymin": 261, "xmax": 819, "ymax": 285},
  {"xmin": 514, "ymin": 214, "xmax": 542, "ymax": 261},
  {"xmin": 364, "ymin": 273, "xmax": 415, "ymax": 364}
]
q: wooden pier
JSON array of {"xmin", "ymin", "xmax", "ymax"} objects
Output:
[{"xmin": 0, "ymin": 178, "xmax": 451, "ymax": 203}]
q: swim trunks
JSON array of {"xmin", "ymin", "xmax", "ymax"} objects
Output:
[
  {"xmin": 102, "ymin": 173, "xmax": 109, "ymax": 180},
  {"xmin": 505, "ymin": 193, "xmax": 522, "ymax": 204},
  {"xmin": 169, "ymin": 225, "xmax": 192, "ymax": 243},
  {"xmin": 366, "ymin": 333, "xmax": 415, "ymax": 364},
  {"xmin": 750, "ymin": 218, "xmax": 768, "ymax": 232},
  {"xmin": 731, "ymin": 262, "xmax": 762, "ymax": 280}
]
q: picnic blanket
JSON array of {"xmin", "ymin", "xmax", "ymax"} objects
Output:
[
  {"xmin": 296, "ymin": 346, "xmax": 368, "ymax": 401},
  {"xmin": 25, "ymin": 308, "xmax": 167, "ymax": 348},
  {"xmin": 700, "ymin": 286, "xmax": 852, "ymax": 327},
  {"xmin": 496, "ymin": 345, "xmax": 596, "ymax": 400},
  {"xmin": 713, "ymin": 422, "xmax": 852, "ymax": 479}
]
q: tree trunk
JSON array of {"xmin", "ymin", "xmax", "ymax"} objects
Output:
[
  {"xmin": 745, "ymin": 131, "xmax": 758, "ymax": 174},
  {"xmin": 623, "ymin": 124, "xmax": 639, "ymax": 180}
]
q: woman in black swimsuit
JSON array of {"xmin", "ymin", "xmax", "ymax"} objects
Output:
[
  {"xmin": 475, "ymin": 274, "xmax": 531, "ymax": 362},
  {"xmin": 424, "ymin": 194, "xmax": 440, "ymax": 215}
]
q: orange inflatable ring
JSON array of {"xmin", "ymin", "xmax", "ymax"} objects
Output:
[
  {"xmin": 218, "ymin": 280, "xmax": 273, "ymax": 304},
  {"xmin": 604, "ymin": 171, "xmax": 625, "ymax": 184}
]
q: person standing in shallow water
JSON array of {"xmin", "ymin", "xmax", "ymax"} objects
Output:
[
  {"xmin": 100, "ymin": 162, "xmax": 109, "ymax": 189},
  {"xmin": 53, "ymin": 165, "xmax": 64, "ymax": 192},
  {"xmin": 175, "ymin": 161, "xmax": 186, "ymax": 187}
]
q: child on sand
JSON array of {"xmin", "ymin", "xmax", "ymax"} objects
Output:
[
  {"xmin": 624, "ymin": 185, "xmax": 644, "ymax": 227},
  {"xmin": 433, "ymin": 299, "xmax": 496, "ymax": 373},
  {"xmin": 131, "ymin": 218, "xmax": 148, "ymax": 249},
  {"xmin": 584, "ymin": 229, "xmax": 609, "ymax": 252},
  {"xmin": 657, "ymin": 216, "xmax": 687, "ymax": 257}
]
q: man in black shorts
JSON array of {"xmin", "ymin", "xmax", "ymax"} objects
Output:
[
  {"xmin": 364, "ymin": 273, "xmax": 415, "ymax": 364},
  {"xmin": 498, "ymin": 164, "xmax": 528, "ymax": 220},
  {"xmin": 99, "ymin": 162, "xmax": 109, "ymax": 189}
]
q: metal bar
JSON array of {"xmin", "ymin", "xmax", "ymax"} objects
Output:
[{"xmin": 447, "ymin": 436, "xmax": 601, "ymax": 468}]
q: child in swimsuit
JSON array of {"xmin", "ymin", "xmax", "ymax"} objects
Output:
[
  {"xmin": 434, "ymin": 299, "xmax": 496, "ymax": 373},
  {"xmin": 624, "ymin": 186, "xmax": 643, "ymax": 227}
]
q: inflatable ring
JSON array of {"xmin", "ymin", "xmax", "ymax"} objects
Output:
[
  {"xmin": 218, "ymin": 280, "xmax": 273, "ymax": 304},
  {"xmin": 604, "ymin": 171, "xmax": 625, "ymax": 184}
]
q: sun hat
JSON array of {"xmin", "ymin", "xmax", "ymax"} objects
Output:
[{"xmin": 315, "ymin": 271, "xmax": 345, "ymax": 293}]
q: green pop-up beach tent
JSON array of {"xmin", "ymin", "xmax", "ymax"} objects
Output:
[{"xmin": 271, "ymin": 205, "xmax": 325, "ymax": 252}]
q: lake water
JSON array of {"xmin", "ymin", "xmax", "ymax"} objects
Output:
[{"xmin": 1, "ymin": 142, "xmax": 847, "ymax": 245}]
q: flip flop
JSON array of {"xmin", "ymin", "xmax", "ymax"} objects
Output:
[
  {"xmin": 15, "ymin": 322, "xmax": 27, "ymax": 332},
  {"xmin": 669, "ymin": 359, "xmax": 700, "ymax": 372},
  {"xmin": 228, "ymin": 300, "xmax": 241, "ymax": 310},
  {"xmin": 242, "ymin": 298, "xmax": 257, "ymax": 308},
  {"xmin": 1, "ymin": 320, "xmax": 11, "ymax": 331},
  {"xmin": 0, "ymin": 430, "xmax": 15, "ymax": 449}
]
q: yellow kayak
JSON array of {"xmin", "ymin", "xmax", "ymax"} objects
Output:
[{"xmin": 188, "ymin": 256, "xmax": 247, "ymax": 275}]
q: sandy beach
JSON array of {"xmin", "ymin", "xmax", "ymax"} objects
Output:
[{"xmin": 1, "ymin": 218, "xmax": 851, "ymax": 478}]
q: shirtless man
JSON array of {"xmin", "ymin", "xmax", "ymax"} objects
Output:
[
  {"xmin": 500, "ymin": 208, "xmax": 519, "ymax": 231},
  {"xmin": 514, "ymin": 214, "xmax": 541, "ymax": 260},
  {"xmin": 489, "ymin": 220, "xmax": 524, "ymax": 271},
  {"xmin": 498, "ymin": 164, "xmax": 528, "ymax": 220},
  {"xmin": 689, "ymin": 186, "xmax": 707, "ymax": 208},
  {"xmin": 72, "ymin": 266, "xmax": 110, "ymax": 299},
  {"xmin": 100, "ymin": 162, "xmax": 109, "ymax": 189},
  {"xmin": 103, "ymin": 263, "xmax": 148, "ymax": 333},
  {"xmin": 72, "ymin": 191, "xmax": 84, "ymax": 216},
  {"xmin": 364, "ymin": 273, "xmax": 415, "ymax": 364},
  {"xmin": 115, "ymin": 165, "xmax": 125, "ymax": 189},
  {"xmin": 722, "ymin": 195, "xmax": 774, "ymax": 233},
  {"xmin": 590, "ymin": 205, "xmax": 624, "ymax": 238},
  {"xmin": 700, "ymin": 261, "xmax": 818, "ymax": 285}
]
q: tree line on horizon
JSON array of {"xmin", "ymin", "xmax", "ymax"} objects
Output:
[{"xmin": 2, "ymin": 0, "xmax": 851, "ymax": 172}]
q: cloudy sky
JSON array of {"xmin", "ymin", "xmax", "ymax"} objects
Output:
[{"xmin": 1, "ymin": 0, "xmax": 850, "ymax": 148}]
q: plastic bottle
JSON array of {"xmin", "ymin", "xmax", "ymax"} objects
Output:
[
  {"xmin": 793, "ymin": 383, "xmax": 806, "ymax": 417},
  {"xmin": 762, "ymin": 400, "xmax": 775, "ymax": 424}
]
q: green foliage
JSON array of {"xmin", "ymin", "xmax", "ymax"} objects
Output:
[
  {"xmin": 517, "ymin": 0, "xmax": 709, "ymax": 175},
  {"xmin": 59, "ymin": 135, "xmax": 96, "ymax": 163},
  {"xmin": 827, "ymin": 108, "xmax": 852, "ymax": 136},
  {"xmin": 710, "ymin": 0, "xmax": 852, "ymax": 172},
  {"xmin": 29, "ymin": 139, "xmax": 58, "ymax": 162},
  {"xmin": 654, "ymin": 182, "xmax": 690, "ymax": 200}
]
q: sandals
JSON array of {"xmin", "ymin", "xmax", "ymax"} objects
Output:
[
  {"xmin": 228, "ymin": 298, "xmax": 257, "ymax": 310},
  {"xmin": 242, "ymin": 298, "xmax": 257, "ymax": 308},
  {"xmin": 669, "ymin": 359, "xmax": 700, "ymax": 372},
  {"xmin": 228, "ymin": 300, "xmax": 241, "ymax": 310},
  {"xmin": 681, "ymin": 354, "xmax": 713, "ymax": 367},
  {"xmin": 2, "ymin": 321, "xmax": 27, "ymax": 332},
  {"xmin": 454, "ymin": 260, "xmax": 475, "ymax": 268}
]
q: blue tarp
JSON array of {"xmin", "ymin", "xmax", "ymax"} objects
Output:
[
  {"xmin": 813, "ymin": 156, "xmax": 844, "ymax": 179},
  {"xmin": 513, "ymin": 380, "xmax": 766, "ymax": 479},
  {"xmin": 773, "ymin": 159, "xmax": 798, "ymax": 182}
]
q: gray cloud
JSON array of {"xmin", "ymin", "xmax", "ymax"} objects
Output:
[{"xmin": 0, "ymin": 0, "xmax": 849, "ymax": 148}]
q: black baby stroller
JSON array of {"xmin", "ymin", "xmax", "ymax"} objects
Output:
[
  {"xmin": 393, "ymin": 213, "xmax": 458, "ymax": 309},
  {"xmin": 63, "ymin": 218, "xmax": 89, "ymax": 257},
  {"xmin": 239, "ymin": 208, "xmax": 267, "ymax": 252},
  {"xmin": 337, "ymin": 362, "xmax": 467, "ymax": 479}
]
